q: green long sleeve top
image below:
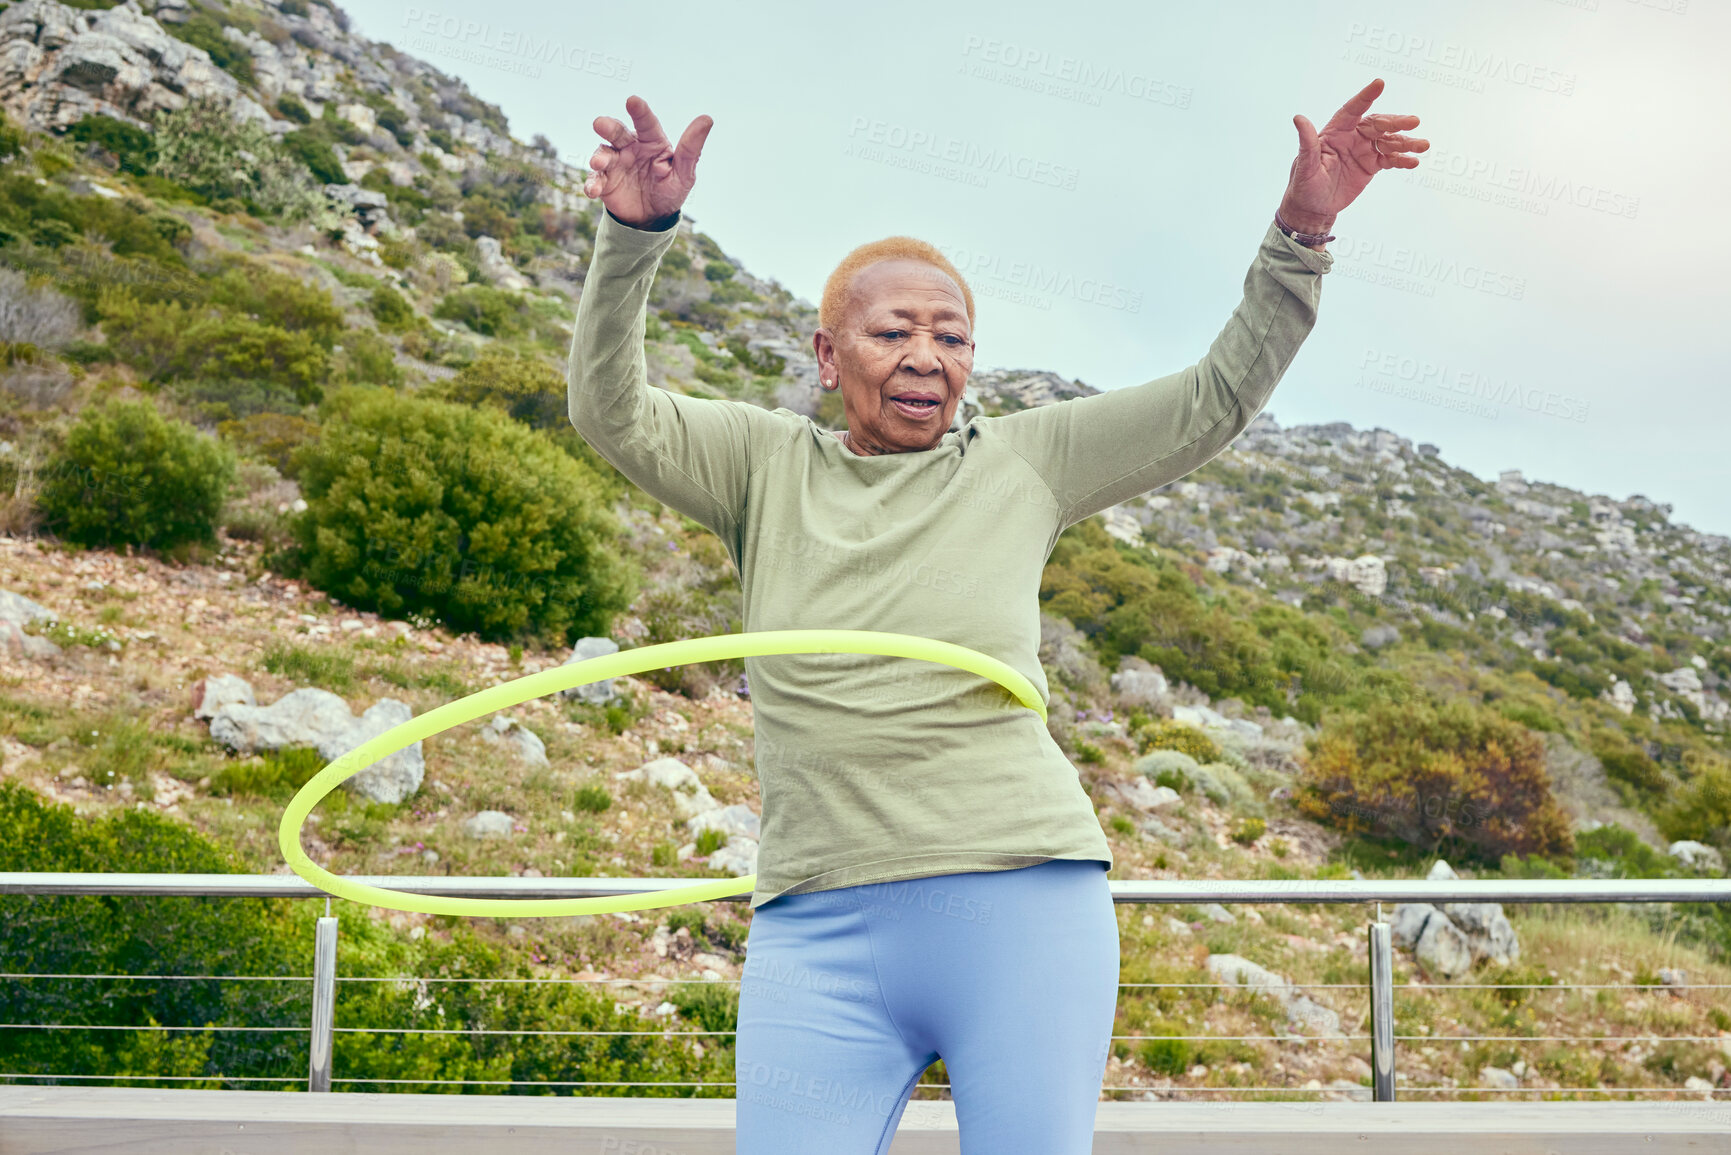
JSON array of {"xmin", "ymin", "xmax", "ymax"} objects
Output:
[{"xmin": 568, "ymin": 207, "xmax": 1332, "ymax": 909}]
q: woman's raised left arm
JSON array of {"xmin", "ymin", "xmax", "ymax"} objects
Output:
[{"xmin": 992, "ymin": 78, "xmax": 1426, "ymax": 529}]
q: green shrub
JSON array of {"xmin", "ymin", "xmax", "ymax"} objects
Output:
[
  {"xmin": 651, "ymin": 840, "xmax": 677, "ymax": 867},
  {"xmin": 1231, "ymin": 816, "xmax": 1266, "ymax": 845},
  {"xmin": 65, "ymin": 114, "xmax": 157, "ymax": 175},
  {"xmin": 1134, "ymin": 720, "xmax": 1221, "ymax": 762},
  {"xmin": 1136, "ymin": 1024, "xmax": 1191, "ymax": 1076},
  {"xmin": 573, "ymin": 783, "xmax": 612, "ymax": 813},
  {"xmin": 150, "ymin": 97, "xmax": 337, "ymax": 226},
  {"xmin": 216, "ymin": 412, "xmax": 320, "ymax": 475},
  {"xmin": 1296, "ymin": 698, "xmax": 1574, "ymax": 864},
  {"xmin": 280, "ymin": 128, "xmax": 345, "ymax": 185},
  {"xmin": 368, "ymin": 284, "xmax": 417, "ymax": 330},
  {"xmin": 1109, "ymin": 813, "xmax": 1136, "ymax": 836},
  {"xmin": 1136, "ymin": 749, "xmax": 1198, "ymax": 791},
  {"xmin": 667, "ymin": 980, "xmax": 737, "ymax": 1035},
  {"xmin": 1658, "ymin": 758, "xmax": 1731, "ymax": 857},
  {"xmin": 208, "ymin": 746, "xmax": 326, "ymax": 799},
  {"xmin": 276, "ymin": 93, "xmax": 313, "ymax": 124},
  {"xmin": 1574, "ymin": 824, "xmax": 1678, "ymax": 878},
  {"xmin": 1593, "ymin": 735, "xmax": 1666, "ymax": 793},
  {"xmin": 1074, "ymin": 740, "xmax": 1106, "ymax": 765},
  {"xmin": 430, "ymin": 344, "xmax": 565, "ymax": 427},
  {"xmin": 433, "ymin": 284, "xmax": 526, "ymax": 336},
  {"xmin": 35, "ymin": 396, "xmax": 236, "ymax": 553},
  {"xmin": 695, "ymin": 828, "xmax": 726, "ymax": 856},
  {"xmin": 95, "ymin": 289, "xmax": 330, "ymax": 401},
  {"xmin": 279, "ymin": 385, "xmax": 636, "ymax": 647},
  {"xmin": 163, "ymin": 14, "xmax": 255, "ymax": 83},
  {"xmin": 632, "ymin": 558, "xmax": 742, "ymax": 698},
  {"xmin": 0, "ymin": 107, "xmax": 23, "ymax": 161}
]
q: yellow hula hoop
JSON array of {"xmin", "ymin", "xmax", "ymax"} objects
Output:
[{"xmin": 279, "ymin": 630, "xmax": 1046, "ymax": 918}]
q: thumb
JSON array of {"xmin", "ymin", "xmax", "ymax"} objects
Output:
[{"xmin": 1292, "ymin": 113, "xmax": 1319, "ymax": 169}]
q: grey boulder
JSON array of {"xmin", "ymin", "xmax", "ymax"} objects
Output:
[
  {"xmin": 208, "ymin": 688, "xmax": 425, "ymax": 804},
  {"xmin": 558, "ymin": 637, "xmax": 622, "ymax": 705},
  {"xmin": 479, "ymin": 714, "xmax": 550, "ymax": 768}
]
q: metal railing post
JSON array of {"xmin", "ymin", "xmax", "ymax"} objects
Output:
[
  {"xmin": 308, "ymin": 913, "xmax": 338, "ymax": 1092},
  {"xmin": 1368, "ymin": 919, "xmax": 1395, "ymax": 1102}
]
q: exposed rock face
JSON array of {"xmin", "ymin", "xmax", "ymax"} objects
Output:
[
  {"xmin": 1388, "ymin": 862, "xmax": 1519, "ymax": 978},
  {"xmin": 615, "ymin": 756, "xmax": 718, "ymax": 819},
  {"xmin": 0, "ymin": 587, "xmax": 61, "ymax": 658},
  {"xmin": 558, "ymin": 637, "xmax": 623, "ymax": 705},
  {"xmin": 206, "ymin": 687, "xmax": 425, "ymax": 804},
  {"xmin": 474, "ymin": 235, "xmax": 529, "ymax": 291},
  {"xmin": 708, "ymin": 836, "xmax": 757, "ymax": 876},
  {"xmin": 0, "ymin": 588, "xmax": 56, "ymax": 627},
  {"xmin": 1669, "ymin": 840, "xmax": 1726, "ymax": 874},
  {"xmin": 1206, "ymin": 953, "xmax": 1343, "ymax": 1038},
  {"xmin": 479, "ymin": 713, "xmax": 548, "ymax": 768},
  {"xmin": 189, "ymin": 673, "xmax": 256, "ymax": 720},
  {"xmin": 0, "ymin": 0, "xmax": 271, "ymax": 133},
  {"xmin": 1109, "ymin": 661, "xmax": 1168, "ymax": 705},
  {"xmin": 1413, "ymin": 911, "xmax": 1474, "ymax": 979},
  {"xmin": 463, "ymin": 809, "xmax": 514, "ymax": 838},
  {"xmin": 687, "ymin": 803, "xmax": 759, "ymax": 841},
  {"xmin": 322, "ymin": 182, "xmax": 390, "ymax": 232}
]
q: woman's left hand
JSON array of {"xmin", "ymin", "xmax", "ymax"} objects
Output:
[{"xmin": 1280, "ymin": 78, "xmax": 1427, "ymax": 233}]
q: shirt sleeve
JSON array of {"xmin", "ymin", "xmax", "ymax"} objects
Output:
[
  {"xmin": 989, "ymin": 220, "xmax": 1333, "ymax": 530},
  {"xmin": 566, "ymin": 207, "xmax": 798, "ymax": 543}
]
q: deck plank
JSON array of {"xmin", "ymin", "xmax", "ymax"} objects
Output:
[{"xmin": 1, "ymin": 1088, "xmax": 1727, "ymax": 1154}]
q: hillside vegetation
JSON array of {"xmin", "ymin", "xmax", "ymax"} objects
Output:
[{"xmin": 0, "ymin": 0, "xmax": 1727, "ymax": 1102}]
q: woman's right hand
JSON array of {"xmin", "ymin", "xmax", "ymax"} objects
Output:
[{"xmin": 582, "ymin": 95, "xmax": 713, "ymax": 227}]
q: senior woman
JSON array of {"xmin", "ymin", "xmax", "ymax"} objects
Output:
[{"xmin": 569, "ymin": 81, "xmax": 1425, "ymax": 1154}]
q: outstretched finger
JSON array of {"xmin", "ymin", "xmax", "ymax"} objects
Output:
[
  {"xmin": 625, "ymin": 94, "xmax": 670, "ymax": 149},
  {"xmin": 1375, "ymin": 133, "xmax": 1430, "ymax": 153},
  {"xmin": 671, "ymin": 115, "xmax": 714, "ymax": 186},
  {"xmin": 592, "ymin": 115, "xmax": 634, "ymax": 150},
  {"xmin": 1323, "ymin": 77, "xmax": 1386, "ymax": 133},
  {"xmin": 1364, "ymin": 112, "xmax": 1422, "ymax": 133}
]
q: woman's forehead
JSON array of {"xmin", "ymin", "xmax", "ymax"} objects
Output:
[{"xmin": 848, "ymin": 260, "xmax": 968, "ymax": 321}]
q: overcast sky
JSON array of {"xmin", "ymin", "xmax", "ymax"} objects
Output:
[{"xmin": 342, "ymin": 0, "xmax": 1729, "ymax": 536}]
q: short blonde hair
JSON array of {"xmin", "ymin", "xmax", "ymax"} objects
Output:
[{"xmin": 819, "ymin": 236, "xmax": 976, "ymax": 337}]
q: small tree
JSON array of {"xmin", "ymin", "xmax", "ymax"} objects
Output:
[
  {"xmin": 1296, "ymin": 697, "xmax": 1573, "ymax": 864},
  {"xmin": 150, "ymin": 97, "xmax": 341, "ymax": 227},
  {"xmin": 35, "ymin": 396, "xmax": 237, "ymax": 553},
  {"xmin": 279, "ymin": 385, "xmax": 635, "ymax": 647}
]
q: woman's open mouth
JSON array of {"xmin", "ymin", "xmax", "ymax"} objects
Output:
[{"xmin": 890, "ymin": 394, "xmax": 942, "ymax": 420}]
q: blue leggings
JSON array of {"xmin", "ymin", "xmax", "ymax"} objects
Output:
[{"xmin": 734, "ymin": 858, "xmax": 1118, "ymax": 1154}]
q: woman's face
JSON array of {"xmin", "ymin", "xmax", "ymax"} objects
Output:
[{"xmin": 814, "ymin": 260, "xmax": 975, "ymax": 455}]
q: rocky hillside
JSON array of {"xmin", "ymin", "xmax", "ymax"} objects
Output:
[{"xmin": 0, "ymin": 0, "xmax": 1727, "ymax": 1102}]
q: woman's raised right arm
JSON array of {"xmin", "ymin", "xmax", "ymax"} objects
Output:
[
  {"xmin": 567, "ymin": 96, "xmax": 794, "ymax": 542},
  {"xmin": 567, "ymin": 204, "xmax": 793, "ymax": 541}
]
